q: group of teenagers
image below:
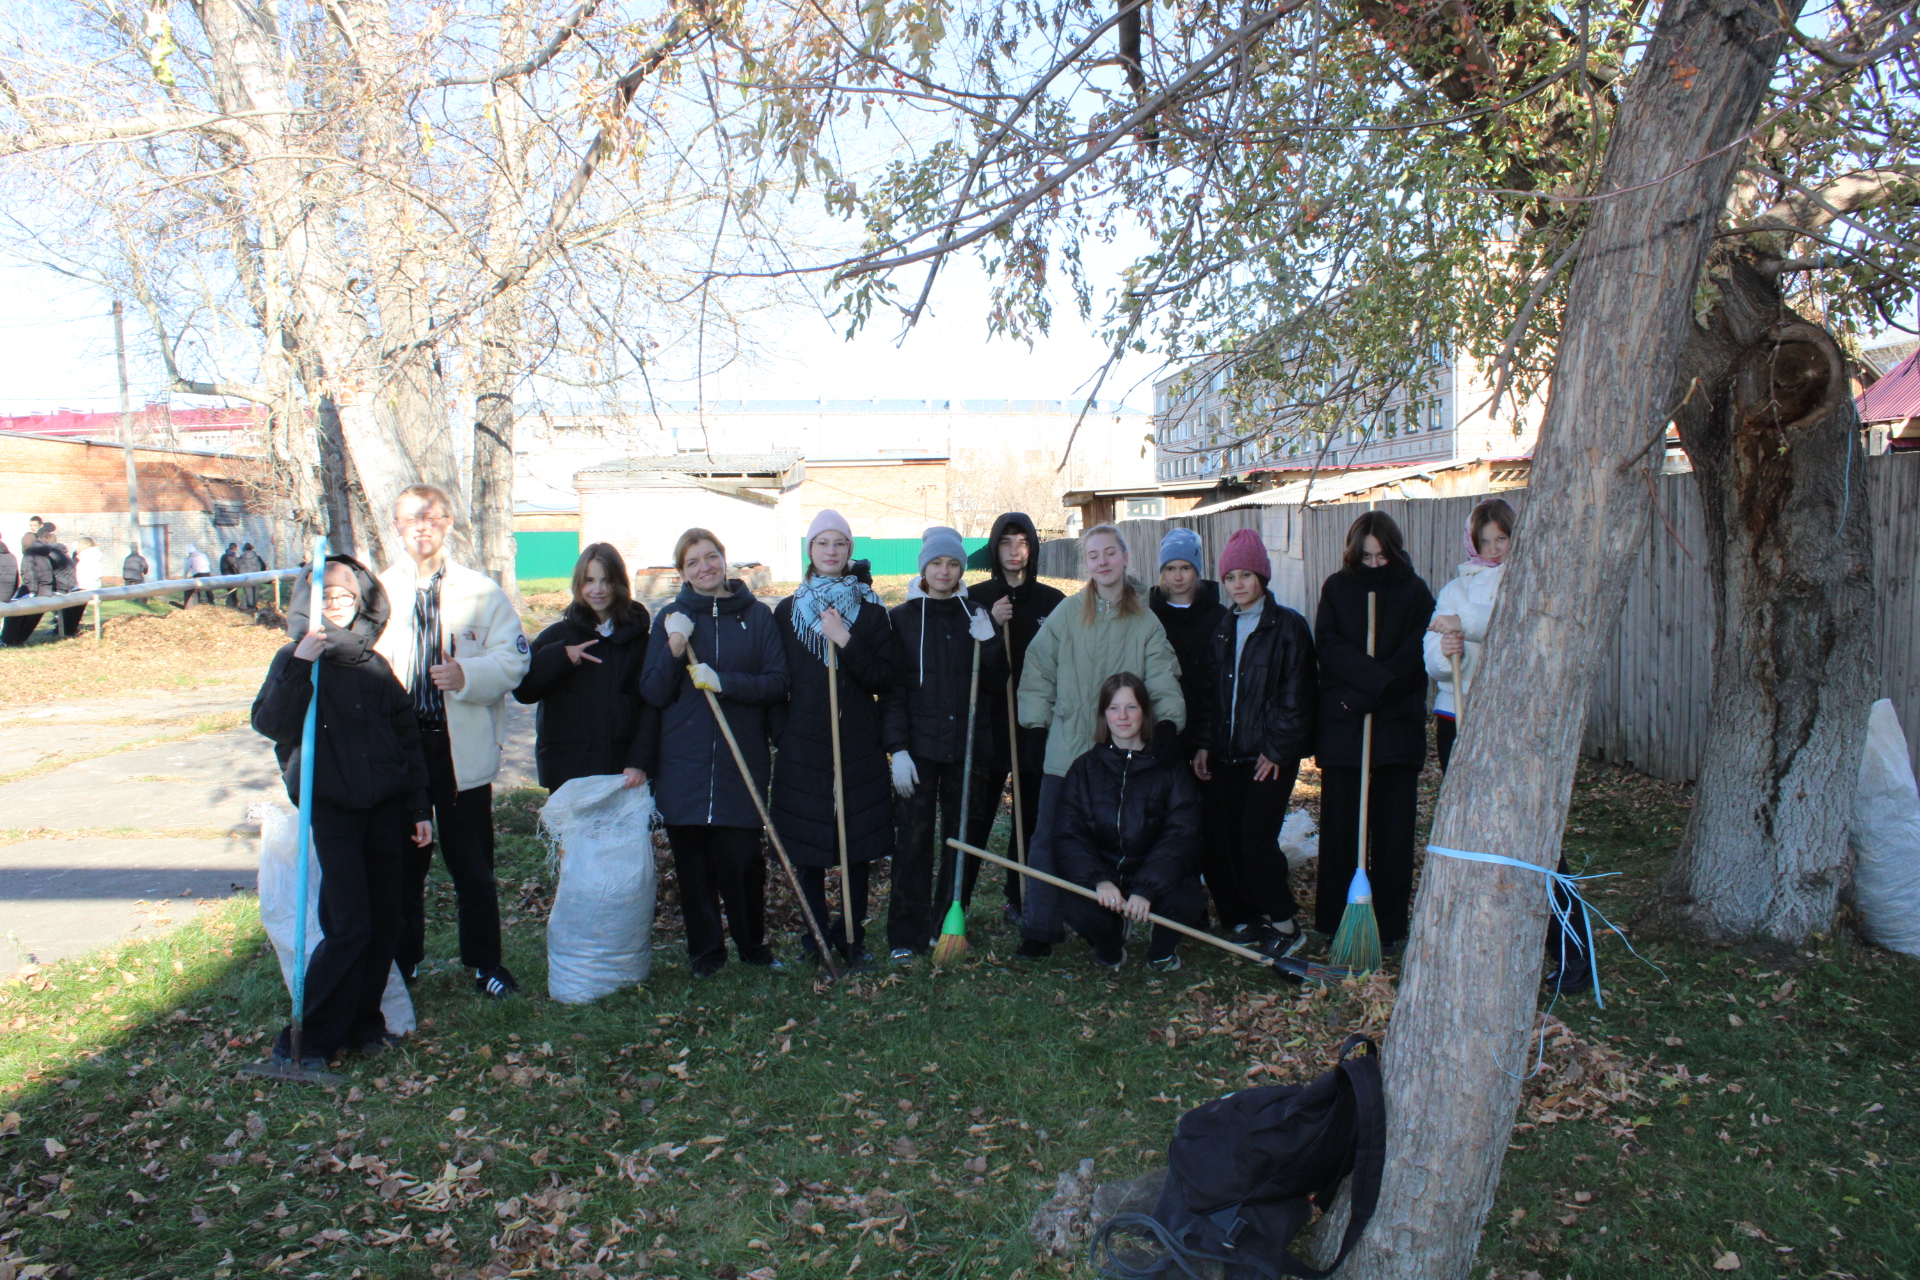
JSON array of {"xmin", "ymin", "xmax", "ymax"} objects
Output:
[{"xmin": 250, "ymin": 479, "xmax": 1587, "ymax": 1071}]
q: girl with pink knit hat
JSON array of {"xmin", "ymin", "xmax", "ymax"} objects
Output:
[
  {"xmin": 1190, "ymin": 527, "xmax": 1318, "ymax": 957},
  {"xmin": 768, "ymin": 509, "xmax": 897, "ymax": 967}
]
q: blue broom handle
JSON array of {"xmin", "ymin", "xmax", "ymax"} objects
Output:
[{"xmin": 289, "ymin": 537, "xmax": 328, "ymax": 1045}]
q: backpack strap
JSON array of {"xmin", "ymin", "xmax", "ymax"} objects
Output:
[
  {"xmin": 1091, "ymin": 1211, "xmax": 1282, "ymax": 1280},
  {"xmin": 1283, "ymin": 1035, "xmax": 1387, "ymax": 1278}
]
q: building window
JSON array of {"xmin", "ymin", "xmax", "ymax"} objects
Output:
[
  {"xmin": 1127, "ymin": 496, "xmax": 1166, "ymax": 519},
  {"xmin": 211, "ymin": 501, "xmax": 245, "ymax": 527}
]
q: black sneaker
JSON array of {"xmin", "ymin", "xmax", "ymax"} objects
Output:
[
  {"xmin": 1147, "ymin": 954, "xmax": 1182, "ymax": 973},
  {"xmin": 474, "ymin": 966, "xmax": 520, "ymax": 998},
  {"xmin": 691, "ymin": 957, "xmax": 725, "ymax": 980},
  {"xmin": 356, "ymin": 1031, "xmax": 406, "ymax": 1056},
  {"xmin": 1543, "ymin": 964, "xmax": 1594, "ymax": 996},
  {"xmin": 1013, "ymin": 939, "xmax": 1052, "ymax": 960},
  {"xmin": 744, "ymin": 954, "xmax": 787, "ymax": 973},
  {"xmin": 1258, "ymin": 924, "xmax": 1309, "ymax": 961},
  {"xmin": 1093, "ymin": 947, "xmax": 1125, "ymax": 971},
  {"xmin": 1002, "ymin": 902, "xmax": 1023, "ymax": 925},
  {"xmin": 889, "ymin": 947, "xmax": 917, "ymax": 967}
]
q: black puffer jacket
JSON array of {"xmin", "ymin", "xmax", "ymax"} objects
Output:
[
  {"xmin": 770, "ymin": 591, "xmax": 896, "ymax": 867},
  {"xmin": 514, "ymin": 602, "xmax": 658, "ymax": 791},
  {"xmin": 640, "ymin": 580, "xmax": 789, "ymax": 829},
  {"xmin": 1052, "ymin": 743, "xmax": 1201, "ymax": 905},
  {"xmin": 121, "ymin": 553, "xmax": 148, "ymax": 586},
  {"xmin": 1313, "ymin": 559, "xmax": 1436, "ymax": 768},
  {"xmin": 0, "ymin": 542, "xmax": 15, "ymax": 599},
  {"xmin": 882, "ymin": 584, "xmax": 1001, "ymax": 765},
  {"xmin": 1150, "ymin": 579, "xmax": 1229, "ymax": 756},
  {"xmin": 238, "ymin": 548, "xmax": 266, "ymax": 574},
  {"xmin": 1198, "ymin": 593, "xmax": 1317, "ymax": 764},
  {"xmin": 965, "ymin": 512, "xmax": 1065, "ymax": 773},
  {"xmin": 251, "ymin": 554, "xmax": 430, "ymax": 818},
  {"xmin": 21, "ymin": 542, "xmax": 73, "ymax": 596}
]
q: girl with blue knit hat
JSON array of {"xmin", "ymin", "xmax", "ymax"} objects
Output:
[
  {"xmin": 769, "ymin": 510, "xmax": 897, "ymax": 967},
  {"xmin": 880, "ymin": 526, "xmax": 1000, "ymax": 962},
  {"xmin": 1148, "ymin": 527, "xmax": 1228, "ymax": 768}
]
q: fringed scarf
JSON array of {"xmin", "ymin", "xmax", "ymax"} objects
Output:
[{"xmin": 790, "ymin": 573, "xmax": 882, "ymax": 665}]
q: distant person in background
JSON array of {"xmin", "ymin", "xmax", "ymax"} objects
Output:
[
  {"xmin": 122, "ymin": 545, "xmax": 149, "ymax": 586},
  {"xmin": 1, "ymin": 530, "xmax": 50, "ymax": 646},
  {"xmin": 182, "ymin": 544, "xmax": 211, "ymax": 607},
  {"xmin": 219, "ymin": 542, "xmax": 239, "ymax": 606},
  {"xmin": 236, "ymin": 542, "xmax": 265, "ymax": 609},
  {"xmin": 0, "ymin": 536, "xmax": 16, "ymax": 603},
  {"xmin": 24, "ymin": 517, "xmax": 42, "ymax": 548},
  {"xmin": 32, "ymin": 524, "xmax": 79, "ymax": 639}
]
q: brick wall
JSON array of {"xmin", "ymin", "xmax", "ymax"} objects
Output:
[
  {"xmin": 2, "ymin": 433, "xmax": 281, "ymax": 577},
  {"xmin": 800, "ymin": 462, "xmax": 948, "ymax": 539}
]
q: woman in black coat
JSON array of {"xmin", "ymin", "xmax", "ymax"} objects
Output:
[
  {"xmin": 641, "ymin": 528, "xmax": 791, "ymax": 977},
  {"xmin": 513, "ymin": 543, "xmax": 657, "ymax": 791},
  {"xmin": 1054, "ymin": 672, "xmax": 1207, "ymax": 971},
  {"xmin": 1313, "ymin": 512, "xmax": 1435, "ymax": 949},
  {"xmin": 1192, "ymin": 528, "xmax": 1316, "ymax": 953},
  {"xmin": 251, "ymin": 556, "xmax": 431, "ymax": 1066},
  {"xmin": 770, "ymin": 510, "xmax": 895, "ymax": 963}
]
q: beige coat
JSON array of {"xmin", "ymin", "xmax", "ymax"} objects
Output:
[
  {"xmin": 1017, "ymin": 583, "xmax": 1185, "ymax": 776},
  {"xmin": 375, "ymin": 558, "xmax": 529, "ymax": 791}
]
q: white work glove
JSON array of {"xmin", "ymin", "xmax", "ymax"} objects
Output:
[
  {"xmin": 690, "ymin": 662, "xmax": 723, "ymax": 692},
  {"xmin": 967, "ymin": 606, "xmax": 995, "ymax": 644},
  {"xmin": 663, "ymin": 612, "xmax": 696, "ymax": 641},
  {"xmin": 891, "ymin": 751, "xmax": 919, "ymax": 797}
]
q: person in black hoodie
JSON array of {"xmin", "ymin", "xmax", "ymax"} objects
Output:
[
  {"xmin": 0, "ymin": 537, "xmax": 15, "ymax": 604},
  {"xmin": 514, "ymin": 542, "xmax": 657, "ymax": 791},
  {"xmin": 962, "ymin": 511, "xmax": 1065, "ymax": 919},
  {"xmin": 1192, "ymin": 528, "xmax": 1316, "ymax": 954},
  {"xmin": 1147, "ymin": 526, "xmax": 1227, "ymax": 764},
  {"xmin": 770, "ymin": 510, "xmax": 895, "ymax": 965},
  {"xmin": 1313, "ymin": 512, "xmax": 1435, "ymax": 951},
  {"xmin": 641, "ymin": 527, "xmax": 792, "ymax": 977},
  {"xmin": 1054, "ymin": 672, "xmax": 1206, "ymax": 971},
  {"xmin": 882, "ymin": 526, "xmax": 1000, "ymax": 962},
  {"xmin": 251, "ymin": 555, "xmax": 432, "ymax": 1069}
]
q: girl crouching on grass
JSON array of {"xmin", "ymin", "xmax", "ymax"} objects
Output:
[
  {"xmin": 251, "ymin": 557, "xmax": 432, "ymax": 1070},
  {"xmin": 1053, "ymin": 673, "xmax": 1206, "ymax": 972}
]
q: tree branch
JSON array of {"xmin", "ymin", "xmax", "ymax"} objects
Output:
[
  {"xmin": 0, "ymin": 107, "xmax": 278, "ymax": 157},
  {"xmin": 429, "ymin": 0, "xmax": 605, "ymax": 87}
]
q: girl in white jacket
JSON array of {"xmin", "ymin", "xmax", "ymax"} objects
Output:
[{"xmin": 1423, "ymin": 497, "xmax": 1513, "ymax": 770}]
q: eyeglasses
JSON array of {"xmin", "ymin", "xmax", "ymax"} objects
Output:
[
  {"xmin": 398, "ymin": 513, "xmax": 450, "ymax": 529},
  {"xmin": 321, "ymin": 591, "xmax": 358, "ymax": 605}
]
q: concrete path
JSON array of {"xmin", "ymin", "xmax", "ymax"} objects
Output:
[{"xmin": 0, "ymin": 678, "xmax": 539, "ymax": 971}]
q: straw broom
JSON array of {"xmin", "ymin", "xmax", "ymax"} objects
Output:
[
  {"xmin": 1330, "ymin": 592, "xmax": 1383, "ymax": 973},
  {"xmin": 932, "ymin": 634, "xmax": 983, "ymax": 965}
]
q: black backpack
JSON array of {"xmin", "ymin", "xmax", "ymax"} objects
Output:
[{"xmin": 1092, "ymin": 1035, "xmax": 1385, "ymax": 1280}]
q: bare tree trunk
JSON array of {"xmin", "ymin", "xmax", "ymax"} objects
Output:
[
  {"xmin": 1342, "ymin": 1, "xmax": 1801, "ymax": 1275},
  {"xmin": 1646, "ymin": 260, "xmax": 1876, "ymax": 941}
]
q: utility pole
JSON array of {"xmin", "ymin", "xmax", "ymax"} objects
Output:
[{"xmin": 114, "ymin": 301, "xmax": 146, "ymax": 573}]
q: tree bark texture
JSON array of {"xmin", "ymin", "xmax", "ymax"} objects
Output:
[
  {"xmin": 1649, "ymin": 260, "xmax": 1876, "ymax": 942},
  {"xmin": 1344, "ymin": 1, "xmax": 1801, "ymax": 1275}
]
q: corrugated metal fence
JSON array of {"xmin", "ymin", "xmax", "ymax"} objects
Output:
[{"xmin": 1040, "ymin": 454, "xmax": 1920, "ymax": 782}]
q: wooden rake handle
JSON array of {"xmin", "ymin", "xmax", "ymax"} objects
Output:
[
  {"xmin": 945, "ymin": 838, "xmax": 1276, "ymax": 969},
  {"xmin": 692, "ymin": 663, "xmax": 841, "ymax": 981}
]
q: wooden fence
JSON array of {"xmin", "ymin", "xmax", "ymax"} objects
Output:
[{"xmin": 1040, "ymin": 454, "xmax": 1920, "ymax": 783}]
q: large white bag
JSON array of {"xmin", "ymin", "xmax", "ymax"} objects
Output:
[
  {"xmin": 539, "ymin": 776, "xmax": 658, "ymax": 1003},
  {"xmin": 1850, "ymin": 700, "xmax": 1920, "ymax": 957},
  {"xmin": 1277, "ymin": 809, "xmax": 1319, "ymax": 870},
  {"xmin": 252, "ymin": 801, "xmax": 417, "ymax": 1035}
]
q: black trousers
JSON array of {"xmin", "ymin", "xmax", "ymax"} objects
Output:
[
  {"xmin": 1063, "ymin": 875, "xmax": 1208, "ymax": 963},
  {"xmin": 183, "ymin": 573, "xmax": 210, "ymax": 607},
  {"xmin": 1201, "ymin": 757, "xmax": 1302, "ymax": 930},
  {"xmin": 888, "ymin": 758, "xmax": 996, "ymax": 951},
  {"xmin": 1433, "ymin": 715, "xmax": 1588, "ymax": 971},
  {"xmin": 0, "ymin": 614, "xmax": 40, "ymax": 647},
  {"xmin": 298, "ymin": 797, "xmax": 407, "ymax": 1055},
  {"xmin": 398, "ymin": 724, "xmax": 501, "ymax": 974},
  {"xmin": 797, "ymin": 862, "xmax": 871, "ymax": 958},
  {"xmin": 1315, "ymin": 764, "xmax": 1421, "ymax": 945},
  {"xmin": 56, "ymin": 605, "xmax": 85, "ymax": 638},
  {"xmin": 966, "ymin": 765, "xmax": 1043, "ymax": 908},
  {"xmin": 667, "ymin": 824, "xmax": 770, "ymax": 970}
]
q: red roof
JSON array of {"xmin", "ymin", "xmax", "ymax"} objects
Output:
[
  {"xmin": 1857, "ymin": 349, "xmax": 1920, "ymax": 424},
  {"xmin": 0, "ymin": 404, "xmax": 264, "ymax": 438}
]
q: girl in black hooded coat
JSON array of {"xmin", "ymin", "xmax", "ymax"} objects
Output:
[
  {"xmin": 251, "ymin": 555, "xmax": 431, "ymax": 1068},
  {"xmin": 770, "ymin": 512, "xmax": 895, "ymax": 962},
  {"xmin": 513, "ymin": 543, "xmax": 657, "ymax": 792},
  {"xmin": 1312, "ymin": 512, "xmax": 1435, "ymax": 949}
]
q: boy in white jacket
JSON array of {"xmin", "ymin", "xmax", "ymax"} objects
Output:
[{"xmin": 375, "ymin": 483, "xmax": 531, "ymax": 997}]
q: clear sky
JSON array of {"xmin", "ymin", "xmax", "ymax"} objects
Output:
[{"xmin": 0, "ymin": 250, "xmax": 1166, "ymax": 418}]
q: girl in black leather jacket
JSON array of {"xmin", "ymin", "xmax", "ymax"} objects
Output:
[{"xmin": 1053, "ymin": 673, "xmax": 1206, "ymax": 971}]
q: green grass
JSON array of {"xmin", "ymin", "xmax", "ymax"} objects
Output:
[{"xmin": 0, "ymin": 772, "xmax": 1914, "ymax": 1280}]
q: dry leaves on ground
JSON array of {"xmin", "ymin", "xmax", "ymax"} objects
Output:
[{"xmin": 0, "ymin": 607, "xmax": 284, "ymax": 706}]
